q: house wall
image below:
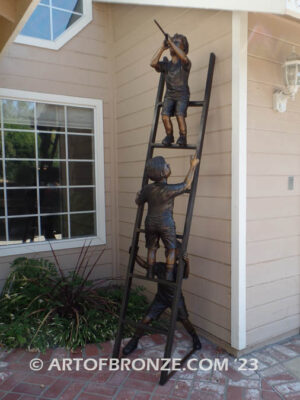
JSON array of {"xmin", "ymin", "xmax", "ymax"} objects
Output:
[
  {"xmin": 0, "ymin": 3, "xmax": 118, "ymax": 289},
  {"xmin": 247, "ymin": 13, "xmax": 300, "ymax": 346},
  {"xmin": 112, "ymin": 5, "xmax": 233, "ymax": 344},
  {"xmin": 0, "ymin": 2, "xmax": 234, "ymax": 347}
]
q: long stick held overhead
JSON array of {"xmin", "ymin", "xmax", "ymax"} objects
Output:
[{"xmin": 154, "ymin": 19, "xmax": 167, "ymax": 37}]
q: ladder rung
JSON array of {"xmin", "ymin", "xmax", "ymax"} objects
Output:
[
  {"xmin": 137, "ymin": 228, "xmax": 183, "ymax": 239},
  {"xmin": 189, "ymin": 100, "xmax": 205, "ymax": 107},
  {"xmin": 157, "ymin": 101, "xmax": 203, "ymax": 108},
  {"xmin": 151, "ymin": 143, "xmax": 197, "ymax": 150},
  {"xmin": 131, "ymin": 273, "xmax": 177, "ymax": 287},
  {"xmin": 124, "ymin": 319, "xmax": 168, "ymax": 335}
]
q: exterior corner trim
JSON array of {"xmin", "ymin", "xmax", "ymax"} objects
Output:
[{"xmin": 231, "ymin": 11, "xmax": 247, "ymax": 351}]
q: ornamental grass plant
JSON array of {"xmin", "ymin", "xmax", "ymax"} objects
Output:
[{"xmin": 0, "ymin": 243, "xmax": 149, "ymax": 352}]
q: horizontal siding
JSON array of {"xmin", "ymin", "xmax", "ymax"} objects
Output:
[
  {"xmin": 247, "ymin": 236, "xmax": 300, "ymax": 265},
  {"xmin": 247, "ymin": 217, "xmax": 300, "ymax": 242},
  {"xmin": 247, "ymin": 295, "xmax": 300, "ymax": 331},
  {"xmin": 246, "ymin": 13, "xmax": 300, "ymax": 345},
  {"xmin": 248, "ymin": 129, "xmax": 300, "ymax": 155},
  {"xmin": 247, "ymin": 314, "xmax": 300, "ymax": 347},
  {"xmin": 247, "ymin": 276, "xmax": 300, "ymax": 310},
  {"xmin": 112, "ymin": 5, "xmax": 232, "ymax": 344},
  {"xmin": 0, "ymin": 3, "xmax": 117, "ymax": 291},
  {"xmin": 247, "ymin": 256, "xmax": 300, "ymax": 287}
]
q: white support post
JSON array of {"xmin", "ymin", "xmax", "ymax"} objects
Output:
[{"xmin": 231, "ymin": 11, "xmax": 247, "ymax": 350}]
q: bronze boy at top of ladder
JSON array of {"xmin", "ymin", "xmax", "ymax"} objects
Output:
[{"xmin": 150, "ymin": 32, "xmax": 191, "ymax": 147}]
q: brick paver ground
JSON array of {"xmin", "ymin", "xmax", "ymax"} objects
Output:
[{"xmin": 0, "ymin": 330, "xmax": 300, "ymax": 400}]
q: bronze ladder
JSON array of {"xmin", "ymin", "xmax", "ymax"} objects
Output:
[{"xmin": 112, "ymin": 53, "xmax": 216, "ymax": 385}]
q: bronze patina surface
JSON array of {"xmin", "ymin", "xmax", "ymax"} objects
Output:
[{"xmin": 151, "ymin": 23, "xmax": 191, "ymax": 147}]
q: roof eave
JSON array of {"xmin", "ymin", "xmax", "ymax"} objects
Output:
[{"xmin": 94, "ymin": 0, "xmax": 300, "ymax": 20}]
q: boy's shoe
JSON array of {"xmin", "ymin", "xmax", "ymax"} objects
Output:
[
  {"xmin": 122, "ymin": 337, "xmax": 139, "ymax": 355},
  {"xmin": 146, "ymin": 265, "xmax": 155, "ymax": 279},
  {"xmin": 162, "ymin": 134, "xmax": 174, "ymax": 146},
  {"xmin": 192, "ymin": 333, "xmax": 202, "ymax": 350},
  {"xmin": 176, "ymin": 134, "xmax": 187, "ymax": 146}
]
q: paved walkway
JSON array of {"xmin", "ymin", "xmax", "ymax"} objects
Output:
[{"xmin": 0, "ymin": 330, "xmax": 300, "ymax": 400}]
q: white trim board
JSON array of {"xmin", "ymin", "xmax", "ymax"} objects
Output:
[
  {"xmin": 231, "ymin": 11, "xmax": 247, "ymax": 351},
  {"xmin": 0, "ymin": 88, "xmax": 106, "ymax": 257},
  {"xmin": 95, "ymin": 0, "xmax": 295, "ymax": 15}
]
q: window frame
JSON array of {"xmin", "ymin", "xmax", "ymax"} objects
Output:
[
  {"xmin": 0, "ymin": 88, "xmax": 106, "ymax": 256},
  {"xmin": 14, "ymin": 0, "xmax": 93, "ymax": 50}
]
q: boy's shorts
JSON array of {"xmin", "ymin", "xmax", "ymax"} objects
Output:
[
  {"xmin": 161, "ymin": 98, "xmax": 189, "ymax": 117},
  {"xmin": 145, "ymin": 217, "xmax": 177, "ymax": 250},
  {"xmin": 146, "ymin": 295, "xmax": 189, "ymax": 321}
]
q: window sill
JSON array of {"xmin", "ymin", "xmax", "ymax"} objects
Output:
[{"xmin": 0, "ymin": 236, "xmax": 106, "ymax": 257}]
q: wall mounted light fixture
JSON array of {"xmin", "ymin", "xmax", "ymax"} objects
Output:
[{"xmin": 273, "ymin": 48, "xmax": 300, "ymax": 112}]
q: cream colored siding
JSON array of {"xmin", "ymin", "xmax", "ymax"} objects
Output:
[
  {"xmin": 247, "ymin": 13, "xmax": 300, "ymax": 346},
  {"xmin": 112, "ymin": 5, "xmax": 232, "ymax": 343},
  {"xmin": 0, "ymin": 3, "xmax": 234, "ymax": 348},
  {"xmin": 0, "ymin": 3, "xmax": 118, "ymax": 290}
]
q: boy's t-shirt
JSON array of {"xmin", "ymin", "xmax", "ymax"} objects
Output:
[
  {"xmin": 155, "ymin": 59, "xmax": 191, "ymax": 100},
  {"xmin": 136, "ymin": 181, "xmax": 187, "ymax": 223}
]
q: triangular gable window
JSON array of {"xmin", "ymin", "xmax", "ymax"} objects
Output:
[{"xmin": 15, "ymin": 0, "xmax": 92, "ymax": 50}]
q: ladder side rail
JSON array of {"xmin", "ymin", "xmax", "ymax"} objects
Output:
[
  {"xmin": 112, "ymin": 70, "xmax": 165, "ymax": 358},
  {"xmin": 196, "ymin": 53, "xmax": 216, "ymax": 160},
  {"xmin": 159, "ymin": 254, "xmax": 185, "ymax": 384},
  {"xmin": 182, "ymin": 52, "xmax": 216, "ymax": 255}
]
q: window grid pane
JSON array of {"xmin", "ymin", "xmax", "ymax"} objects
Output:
[
  {"xmin": 52, "ymin": 0, "xmax": 83, "ymax": 14},
  {"xmin": 0, "ymin": 98, "xmax": 96, "ymax": 246},
  {"xmin": 64, "ymin": 105, "xmax": 71, "ymax": 238},
  {"xmin": 20, "ymin": 0, "xmax": 84, "ymax": 43},
  {"xmin": 20, "ymin": 5, "xmax": 51, "ymax": 40},
  {"xmin": 34, "ymin": 103, "xmax": 42, "ymax": 239},
  {"xmin": 4, "ymin": 130, "xmax": 36, "ymax": 159},
  {"xmin": 0, "ymin": 101, "xmax": 8, "ymax": 241},
  {"xmin": 52, "ymin": 10, "xmax": 81, "ymax": 40},
  {"xmin": 50, "ymin": 0, "xmax": 54, "ymax": 40}
]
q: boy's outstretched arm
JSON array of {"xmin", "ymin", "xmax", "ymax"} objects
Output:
[
  {"xmin": 167, "ymin": 35, "xmax": 190, "ymax": 64},
  {"xmin": 150, "ymin": 41, "xmax": 168, "ymax": 69},
  {"xmin": 184, "ymin": 153, "xmax": 200, "ymax": 189},
  {"xmin": 164, "ymin": 154, "xmax": 199, "ymax": 200}
]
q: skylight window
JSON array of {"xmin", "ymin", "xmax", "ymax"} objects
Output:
[{"xmin": 15, "ymin": 0, "xmax": 92, "ymax": 50}]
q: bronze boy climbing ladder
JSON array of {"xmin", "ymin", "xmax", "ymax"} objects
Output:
[{"xmin": 112, "ymin": 53, "xmax": 216, "ymax": 385}]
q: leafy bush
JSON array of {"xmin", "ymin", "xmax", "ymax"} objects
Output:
[{"xmin": 0, "ymin": 247, "xmax": 149, "ymax": 351}]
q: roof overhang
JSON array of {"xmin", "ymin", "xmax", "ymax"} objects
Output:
[
  {"xmin": 1, "ymin": 0, "xmax": 300, "ymax": 57},
  {"xmin": 0, "ymin": 0, "xmax": 40, "ymax": 54},
  {"xmin": 95, "ymin": 0, "xmax": 300, "ymax": 20}
]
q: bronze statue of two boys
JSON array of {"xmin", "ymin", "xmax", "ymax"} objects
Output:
[{"xmin": 122, "ymin": 25, "xmax": 202, "ymax": 356}]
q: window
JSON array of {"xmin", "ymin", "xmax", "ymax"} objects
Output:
[
  {"xmin": 0, "ymin": 89, "xmax": 105, "ymax": 255},
  {"xmin": 15, "ymin": 0, "xmax": 92, "ymax": 50}
]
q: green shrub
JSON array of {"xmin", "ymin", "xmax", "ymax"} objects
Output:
[{"xmin": 0, "ymin": 248, "xmax": 149, "ymax": 351}]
